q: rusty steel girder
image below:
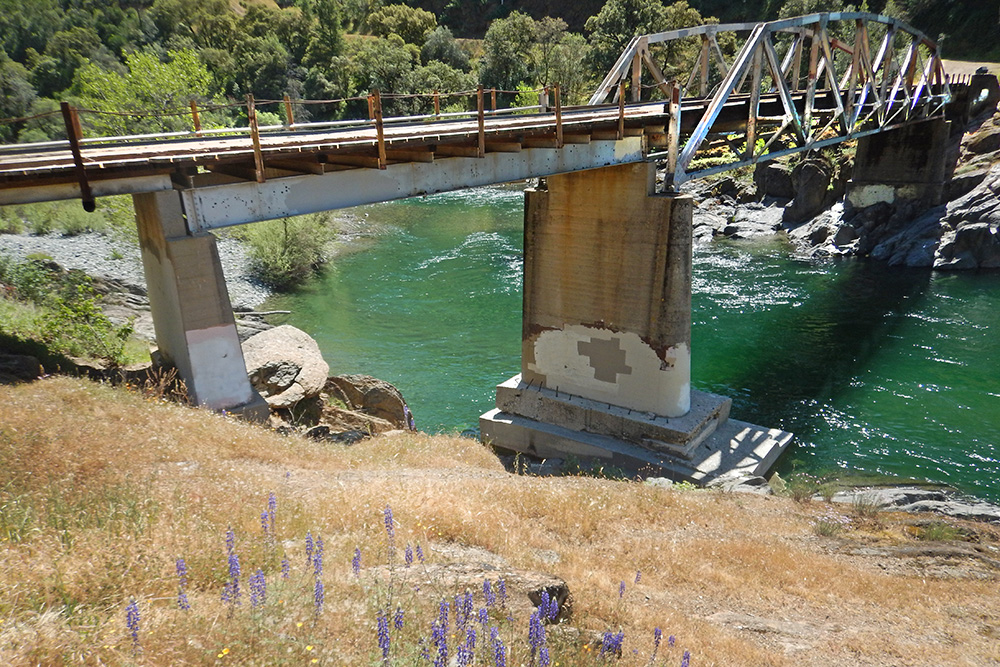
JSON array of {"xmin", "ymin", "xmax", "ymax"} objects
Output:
[{"xmin": 590, "ymin": 12, "xmax": 951, "ymax": 185}]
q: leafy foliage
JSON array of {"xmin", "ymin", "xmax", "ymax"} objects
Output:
[
  {"xmin": 234, "ymin": 215, "xmax": 334, "ymax": 291},
  {"xmin": 73, "ymin": 48, "xmax": 217, "ymax": 136},
  {"xmin": 0, "ymin": 254, "xmax": 135, "ymax": 365}
]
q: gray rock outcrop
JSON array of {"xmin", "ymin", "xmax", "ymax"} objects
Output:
[
  {"xmin": 831, "ymin": 487, "xmax": 1000, "ymax": 523},
  {"xmin": 242, "ymin": 325, "xmax": 329, "ymax": 408}
]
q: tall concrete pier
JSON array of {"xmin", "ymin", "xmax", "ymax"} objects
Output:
[
  {"xmin": 481, "ymin": 163, "xmax": 792, "ymax": 482},
  {"xmin": 133, "ymin": 190, "xmax": 269, "ymax": 419}
]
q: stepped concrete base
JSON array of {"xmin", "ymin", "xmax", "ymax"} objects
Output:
[
  {"xmin": 495, "ymin": 375, "xmax": 730, "ymax": 459},
  {"xmin": 480, "ymin": 403, "xmax": 793, "ymax": 484}
]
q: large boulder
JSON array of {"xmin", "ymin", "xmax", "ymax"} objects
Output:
[
  {"xmin": 326, "ymin": 374, "xmax": 414, "ymax": 430},
  {"xmin": 782, "ymin": 159, "xmax": 832, "ymax": 223},
  {"xmin": 753, "ymin": 162, "xmax": 795, "ymax": 200},
  {"xmin": 242, "ymin": 325, "xmax": 329, "ymax": 408}
]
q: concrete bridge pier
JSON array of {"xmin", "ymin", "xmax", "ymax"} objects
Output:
[
  {"xmin": 846, "ymin": 116, "xmax": 953, "ymax": 212},
  {"xmin": 481, "ymin": 163, "xmax": 793, "ymax": 483},
  {"xmin": 133, "ymin": 190, "xmax": 269, "ymax": 419}
]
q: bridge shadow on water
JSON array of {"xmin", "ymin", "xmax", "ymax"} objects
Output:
[{"xmin": 694, "ymin": 255, "xmax": 934, "ymax": 468}]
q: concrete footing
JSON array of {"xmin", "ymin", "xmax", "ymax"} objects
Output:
[{"xmin": 480, "ymin": 398, "xmax": 793, "ymax": 483}]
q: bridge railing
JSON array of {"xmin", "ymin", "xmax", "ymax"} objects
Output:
[
  {"xmin": 0, "ymin": 85, "xmax": 563, "ymax": 158},
  {"xmin": 590, "ymin": 12, "xmax": 952, "ymax": 185}
]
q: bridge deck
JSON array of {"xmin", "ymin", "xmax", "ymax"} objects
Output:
[{"xmin": 0, "ymin": 102, "xmax": 674, "ymax": 195}]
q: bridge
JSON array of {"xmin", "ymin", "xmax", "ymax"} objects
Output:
[{"xmin": 0, "ymin": 13, "xmax": 986, "ymax": 483}]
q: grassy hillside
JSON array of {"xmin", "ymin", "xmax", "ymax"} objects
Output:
[{"xmin": 1, "ymin": 376, "xmax": 998, "ymax": 665}]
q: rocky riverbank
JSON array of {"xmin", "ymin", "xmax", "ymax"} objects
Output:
[{"xmin": 684, "ymin": 108, "xmax": 1000, "ymax": 268}]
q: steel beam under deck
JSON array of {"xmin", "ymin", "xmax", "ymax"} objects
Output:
[{"xmin": 181, "ymin": 136, "xmax": 646, "ymax": 231}]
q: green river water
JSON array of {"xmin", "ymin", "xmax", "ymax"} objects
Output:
[{"xmin": 262, "ymin": 186, "xmax": 1000, "ymax": 502}]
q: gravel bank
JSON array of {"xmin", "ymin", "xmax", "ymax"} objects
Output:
[{"xmin": 0, "ymin": 232, "xmax": 271, "ymax": 310}]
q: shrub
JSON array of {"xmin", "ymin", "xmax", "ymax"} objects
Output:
[
  {"xmin": 236, "ymin": 214, "xmax": 334, "ymax": 291},
  {"xmin": 918, "ymin": 521, "xmax": 961, "ymax": 542},
  {"xmin": 812, "ymin": 510, "xmax": 851, "ymax": 537},
  {"xmin": 0, "ymin": 255, "xmax": 135, "ymax": 366}
]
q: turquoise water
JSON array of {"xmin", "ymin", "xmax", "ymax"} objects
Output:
[{"xmin": 263, "ymin": 187, "xmax": 1000, "ymax": 502}]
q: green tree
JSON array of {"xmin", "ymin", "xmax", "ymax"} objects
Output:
[
  {"xmin": 478, "ymin": 11, "xmax": 537, "ymax": 97},
  {"xmin": 409, "ymin": 60, "xmax": 476, "ymax": 111},
  {"xmin": 32, "ymin": 26, "xmax": 116, "ymax": 96},
  {"xmin": 0, "ymin": 52, "xmax": 38, "ymax": 143},
  {"xmin": 368, "ymin": 3, "xmax": 438, "ymax": 45},
  {"xmin": 229, "ymin": 34, "xmax": 294, "ymax": 100},
  {"xmin": 546, "ymin": 33, "xmax": 594, "ymax": 104},
  {"xmin": 349, "ymin": 34, "xmax": 419, "ymax": 114},
  {"xmin": 586, "ymin": 0, "xmax": 672, "ymax": 74},
  {"xmin": 420, "ymin": 26, "xmax": 470, "ymax": 71},
  {"xmin": 0, "ymin": 0, "xmax": 64, "ymax": 62},
  {"xmin": 73, "ymin": 48, "xmax": 218, "ymax": 136},
  {"xmin": 586, "ymin": 0, "xmax": 712, "ymax": 92},
  {"xmin": 150, "ymin": 0, "xmax": 236, "ymax": 50}
]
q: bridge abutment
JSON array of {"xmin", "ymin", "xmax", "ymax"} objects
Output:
[
  {"xmin": 133, "ymin": 190, "xmax": 268, "ymax": 419},
  {"xmin": 846, "ymin": 116, "xmax": 953, "ymax": 211},
  {"xmin": 481, "ymin": 163, "xmax": 792, "ymax": 482}
]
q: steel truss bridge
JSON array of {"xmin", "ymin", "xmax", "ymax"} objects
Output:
[{"xmin": 0, "ymin": 12, "xmax": 955, "ymax": 225}]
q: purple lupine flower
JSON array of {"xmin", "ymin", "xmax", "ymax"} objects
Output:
[
  {"xmin": 249, "ymin": 568, "xmax": 266, "ymax": 608},
  {"xmin": 456, "ymin": 643, "xmax": 474, "ymax": 667},
  {"xmin": 483, "ymin": 579, "xmax": 495, "ymax": 607},
  {"xmin": 267, "ymin": 493, "xmax": 277, "ymax": 534},
  {"xmin": 457, "ymin": 628, "xmax": 477, "ymax": 667},
  {"xmin": 496, "ymin": 579, "xmax": 507, "ymax": 606},
  {"xmin": 222, "ymin": 552, "xmax": 241, "ymax": 608},
  {"xmin": 619, "ymin": 580, "xmax": 626, "ymax": 598},
  {"xmin": 546, "ymin": 595, "xmax": 559, "ymax": 621},
  {"xmin": 418, "ymin": 638, "xmax": 430, "ymax": 662},
  {"xmin": 430, "ymin": 599, "xmax": 450, "ymax": 666},
  {"xmin": 405, "ymin": 544, "xmax": 414, "ymax": 567},
  {"xmin": 437, "ymin": 599, "xmax": 449, "ymax": 632},
  {"xmin": 281, "ymin": 556, "xmax": 290, "ymax": 579},
  {"xmin": 490, "ymin": 626, "xmax": 506, "ymax": 667},
  {"xmin": 600, "ymin": 631, "xmax": 624, "ymax": 658},
  {"xmin": 384, "ymin": 505, "xmax": 395, "ymax": 541},
  {"xmin": 432, "ymin": 622, "xmax": 448, "ymax": 667},
  {"xmin": 528, "ymin": 610, "xmax": 546, "ymax": 658},
  {"xmin": 461, "ymin": 592, "xmax": 474, "ymax": 628},
  {"xmin": 260, "ymin": 510, "xmax": 269, "ymax": 538},
  {"xmin": 404, "ymin": 404, "xmax": 415, "ymax": 430},
  {"xmin": 377, "ymin": 609, "xmax": 391, "ymax": 662},
  {"xmin": 225, "ymin": 527, "xmax": 235, "ymax": 557},
  {"xmin": 539, "ymin": 591, "xmax": 550, "ymax": 616},
  {"xmin": 313, "ymin": 579, "xmax": 324, "ymax": 615},
  {"xmin": 305, "ymin": 531, "xmax": 314, "ymax": 566},
  {"xmin": 175, "ymin": 558, "xmax": 190, "ymax": 611},
  {"xmin": 668, "ymin": 635, "xmax": 676, "ymax": 647},
  {"xmin": 125, "ymin": 599, "xmax": 140, "ymax": 653},
  {"xmin": 539, "ymin": 646, "xmax": 550, "ymax": 667},
  {"xmin": 352, "ymin": 547, "xmax": 362, "ymax": 576},
  {"xmin": 634, "ymin": 570, "xmax": 641, "ymax": 585},
  {"xmin": 681, "ymin": 649, "xmax": 691, "ymax": 667},
  {"xmin": 478, "ymin": 607, "xmax": 489, "ymax": 626},
  {"xmin": 651, "ymin": 627, "xmax": 662, "ymax": 662},
  {"xmin": 313, "ymin": 536, "xmax": 324, "ymax": 577},
  {"xmin": 394, "ymin": 606, "xmax": 404, "ymax": 631},
  {"xmin": 415, "ymin": 544, "xmax": 425, "ymax": 563}
]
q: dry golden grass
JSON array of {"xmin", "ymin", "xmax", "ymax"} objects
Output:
[{"xmin": 1, "ymin": 376, "xmax": 999, "ymax": 666}]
